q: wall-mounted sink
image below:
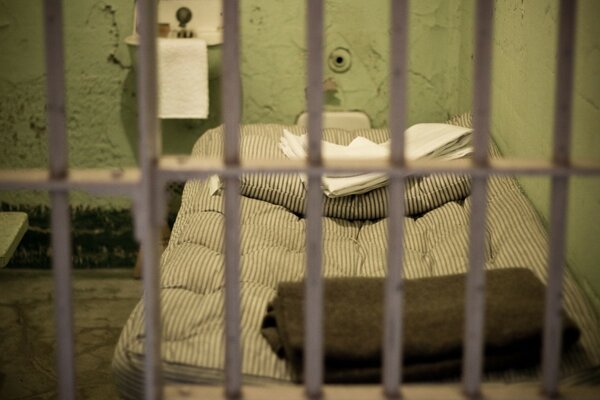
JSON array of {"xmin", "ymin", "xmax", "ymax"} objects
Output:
[
  {"xmin": 125, "ymin": 0, "xmax": 222, "ymax": 68},
  {"xmin": 125, "ymin": 0, "xmax": 222, "ymax": 46}
]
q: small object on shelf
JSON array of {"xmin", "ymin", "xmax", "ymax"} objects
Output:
[{"xmin": 158, "ymin": 23, "xmax": 171, "ymax": 38}]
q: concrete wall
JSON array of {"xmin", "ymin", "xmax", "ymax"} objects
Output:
[
  {"xmin": 239, "ymin": 0, "xmax": 465, "ymax": 127},
  {"xmin": 0, "ymin": 0, "xmax": 466, "ymax": 208},
  {"xmin": 0, "ymin": 0, "xmax": 466, "ymax": 267},
  {"xmin": 470, "ymin": 0, "xmax": 600, "ymax": 313}
]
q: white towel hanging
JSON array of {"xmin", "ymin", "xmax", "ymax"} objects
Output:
[{"xmin": 158, "ymin": 38, "xmax": 209, "ymax": 119}]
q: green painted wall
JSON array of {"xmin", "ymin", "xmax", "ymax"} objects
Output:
[
  {"xmin": 457, "ymin": 0, "xmax": 600, "ymax": 313},
  {"xmin": 0, "ymin": 0, "xmax": 466, "ymax": 208},
  {"xmin": 0, "ymin": 0, "xmax": 467, "ymax": 267},
  {"xmin": 240, "ymin": 0, "xmax": 466, "ymax": 127},
  {"xmin": 1, "ymin": 0, "xmax": 597, "ymax": 308}
]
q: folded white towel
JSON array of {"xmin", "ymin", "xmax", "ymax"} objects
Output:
[{"xmin": 158, "ymin": 38, "xmax": 209, "ymax": 119}]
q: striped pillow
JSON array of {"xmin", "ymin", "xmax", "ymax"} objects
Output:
[{"xmin": 194, "ymin": 118, "xmax": 472, "ymax": 220}]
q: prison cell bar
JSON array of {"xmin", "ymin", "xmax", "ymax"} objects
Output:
[
  {"xmin": 0, "ymin": 0, "xmax": 592, "ymax": 399},
  {"xmin": 543, "ymin": 0, "xmax": 577, "ymax": 396},
  {"xmin": 462, "ymin": 0, "xmax": 494, "ymax": 397},
  {"xmin": 135, "ymin": 0, "xmax": 164, "ymax": 399},
  {"xmin": 3, "ymin": 156, "xmax": 600, "ymax": 195},
  {"xmin": 43, "ymin": 1, "xmax": 76, "ymax": 399},
  {"xmin": 305, "ymin": 0, "xmax": 325, "ymax": 398},
  {"xmin": 383, "ymin": 0, "xmax": 409, "ymax": 398},
  {"xmin": 222, "ymin": 0, "xmax": 243, "ymax": 398}
]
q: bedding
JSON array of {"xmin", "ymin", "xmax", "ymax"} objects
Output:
[
  {"xmin": 113, "ymin": 114, "xmax": 600, "ymax": 399},
  {"xmin": 261, "ymin": 269, "xmax": 580, "ymax": 383}
]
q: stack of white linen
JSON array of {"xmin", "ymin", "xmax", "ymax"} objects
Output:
[{"xmin": 279, "ymin": 123, "xmax": 473, "ymax": 198}]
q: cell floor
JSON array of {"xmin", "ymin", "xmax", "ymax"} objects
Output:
[{"xmin": 0, "ymin": 269, "xmax": 141, "ymax": 399}]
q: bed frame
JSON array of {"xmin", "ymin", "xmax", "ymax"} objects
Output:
[{"xmin": 1, "ymin": 0, "xmax": 599, "ymax": 399}]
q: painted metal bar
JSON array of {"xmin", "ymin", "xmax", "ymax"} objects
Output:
[
  {"xmin": 305, "ymin": 172, "xmax": 324, "ymax": 400},
  {"xmin": 0, "ymin": 169, "xmax": 139, "ymax": 193},
  {"xmin": 306, "ymin": 0, "xmax": 323, "ymax": 168},
  {"xmin": 44, "ymin": 0, "xmax": 68, "ymax": 179},
  {"xmin": 136, "ymin": 0, "xmax": 163, "ymax": 399},
  {"xmin": 222, "ymin": 0, "xmax": 242, "ymax": 397},
  {"xmin": 305, "ymin": 0, "xmax": 324, "ymax": 398},
  {"xmin": 155, "ymin": 157, "xmax": 600, "ymax": 177},
  {"xmin": 42, "ymin": 1, "xmax": 75, "ymax": 399},
  {"xmin": 471, "ymin": 0, "xmax": 493, "ymax": 166},
  {"xmin": 223, "ymin": 0, "xmax": 241, "ymax": 166},
  {"xmin": 164, "ymin": 382, "xmax": 600, "ymax": 400},
  {"xmin": 463, "ymin": 0, "xmax": 493, "ymax": 397},
  {"xmin": 383, "ymin": 0, "xmax": 409, "ymax": 397},
  {"xmin": 462, "ymin": 176, "xmax": 488, "ymax": 397},
  {"xmin": 49, "ymin": 191, "xmax": 75, "ymax": 400},
  {"xmin": 223, "ymin": 175, "xmax": 242, "ymax": 399},
  {"xmin": 3, "ymin": 158, "xmax": 600, "ymax": 194},
  {"xmin": 542, "ymin": 0, "xmax": 577, "ymax": 396},
  {"xmin": 388, "ymin": 0, "xmax": 409, "ymax": 168}
]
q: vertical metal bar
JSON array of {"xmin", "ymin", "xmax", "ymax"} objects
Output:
[
  {"xmin": 43, "ymin": 1, "xmax": 75, "ymax": 399},
  {"xmin": 463, "ymin": 0, "xmax": 493, "ymax": 397},
  {"xmin": 389, "ymin": 0, "xmax": 409, "ymax": 168},
  {"xmin": 223, "ymin": 176, "xmax": 242, "ymax": 399},
  {"xmin": 542, "ymin": 0, "xmax": 577, "ymax": 396},
  {"xmin": 223, "ymin": 0, "xmax": 241, "ymax": 166},
  {"xmin": 462, "ymin": 176, "xmax": 488, "ymax": 397},
  {"xmin": 305, "ymin": 174, "xmax": 323, "ymax": 400},
  {"xmin": 471, "ymin": 0, "xmax": 493, "ymax": 166},
  {"xmin": 50, "ymin": 192, "xmax": 74, "ymax": 400},
  {"xmin": 44, "ymin": 0, "xmax": 68, "ymax": 179},
  {"xmin": 383, "ymin": 0, "xmax": 409, "ymax": 398},
  {"xmin": 136, "ymin": 0, "xmax": 162, "ymax": 399},
  {"xmin": 305, "ymin": 1, "xmax": 324, "ymax": 399},
  {"xmin": 222, "ymin": 0, "xmax": 242, "ymax": 398}
]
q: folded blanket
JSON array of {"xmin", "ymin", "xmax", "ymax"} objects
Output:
[
  {"xmin": 279, "ymin": 123, "xmax": 473, "ymax": 198},
  {"xmin": 261, "ymin": 268, "xmax": 580, "ymax": 383}
]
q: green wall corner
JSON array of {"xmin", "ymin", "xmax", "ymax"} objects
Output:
[{"xmin": 488, "ymin": 0, "xmax": 600, "ymax": 314}]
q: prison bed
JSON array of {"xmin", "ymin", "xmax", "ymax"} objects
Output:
[{"xmin": 112, "ymin": 114, "xmax": 600, "ymax": 399}]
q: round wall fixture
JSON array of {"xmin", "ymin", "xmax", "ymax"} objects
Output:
[{"xmin": 328, "ymin": 47, "xmax": 352, "ymax": 73}]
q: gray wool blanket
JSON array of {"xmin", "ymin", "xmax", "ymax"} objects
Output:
[{"xmin": 261, "ymin": 268, "xmax": 581, "ymax": 383}]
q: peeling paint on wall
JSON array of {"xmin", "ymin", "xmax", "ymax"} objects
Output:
[{"xmin": 1, "ymin": 0, "xmax": 469, "ymax": 267}]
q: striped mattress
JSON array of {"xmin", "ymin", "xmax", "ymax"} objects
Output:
[{"xmin": 113, "ymin": 114, "xmax": 600, "ymax": 399}]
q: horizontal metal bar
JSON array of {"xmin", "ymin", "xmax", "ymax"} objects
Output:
[
  {"xmin": 2, "ymin": 158, "xmax": 599, "ymax": 193},
  {"xmin": 0, "ymin": 169, "xmax": 140, "ymax": 193},
  {"xmin": 164, "ymin": 383, "xmax": 600, "ymax": 400},
  {"xmin": 157, "ymin": 156, "xmax": 600, "ymax": 179}
]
